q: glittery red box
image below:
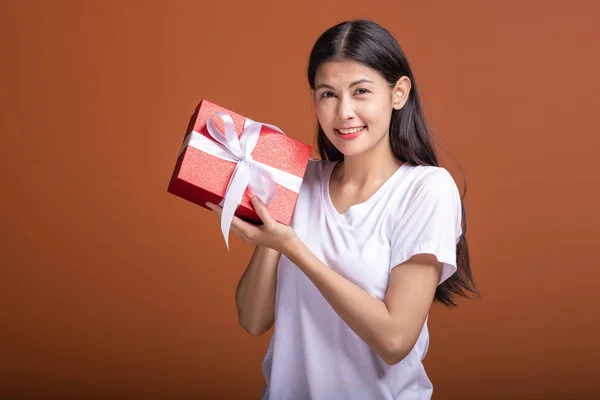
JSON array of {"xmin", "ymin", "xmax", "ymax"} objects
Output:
[{"xmin": 168, "ymin": 99, "xmax": 312, "ymax": 225}]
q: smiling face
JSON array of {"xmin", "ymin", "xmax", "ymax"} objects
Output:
[{"xmin": 312, "ymin": 59, "xmax": 409, "ymax": 158}]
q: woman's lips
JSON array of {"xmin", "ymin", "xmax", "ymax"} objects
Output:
[{"xmin": 335, "ymin": 126, "xmax": 366, "ymax": 140}]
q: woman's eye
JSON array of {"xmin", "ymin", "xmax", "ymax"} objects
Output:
[
  {"xmin": 355, "ymin": 88, "xmax": 370, "ymax": 95},
  {"xmin": 321, "ymin": 92, "xmax": 335, "ymax": 99}
]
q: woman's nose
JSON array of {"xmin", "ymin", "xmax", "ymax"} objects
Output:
[{"xmin": 336, "ymin": 97, "xmax": 355, "ymax": 121}]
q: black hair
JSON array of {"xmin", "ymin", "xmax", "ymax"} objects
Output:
[{"xmin": 308, "ymin": 20, "xmax": 479, "ymax": 306}]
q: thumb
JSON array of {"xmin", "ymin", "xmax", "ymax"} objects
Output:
[{"xmin": 251, "ymin": 196, "xmax": 275, "ymax": 225}]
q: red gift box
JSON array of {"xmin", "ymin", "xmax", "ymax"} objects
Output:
[{"xmin": 168, "ymin": 99, "xmax": 312, "ymax": 228}]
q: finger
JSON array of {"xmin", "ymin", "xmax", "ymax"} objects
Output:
[
  {"xmin": 231, "ymin": 216, "xmax": 261, "ymax": 238},
  {"xmin": 207, "ymin": 202, "xmax": 253, "ymax": 234},
  {"xmin": 206, "ymin": 202, "xmax": 222, "ymax": 219},
  {"xmin": 206, "ymin": 201, "xmax": 263, "ymax": 242},
  {"xmin": 230, "ymin": 224, "xmax": 245, "ymax": 238},
  {"xmin": 251, "ymin": 196, "xmax": 275, "ymax": 226}
]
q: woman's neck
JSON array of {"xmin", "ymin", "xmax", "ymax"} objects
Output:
[{"xmin": 333, "ymin": 136, "xmax": 403, "ymax": 189}]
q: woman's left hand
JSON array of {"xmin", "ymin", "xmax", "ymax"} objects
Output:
[{"xmin": 206, "ymin": 196, "xmax": 299, "ymax": 254}]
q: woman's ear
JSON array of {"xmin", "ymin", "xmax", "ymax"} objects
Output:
[{"xmin": 392, "ymin": 76, "xmax": 411, "ymax": 110}]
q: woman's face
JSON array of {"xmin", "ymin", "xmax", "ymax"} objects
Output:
[{"xmin": 312, "ymin": 60, "xmax": 409, "ymax": 158}]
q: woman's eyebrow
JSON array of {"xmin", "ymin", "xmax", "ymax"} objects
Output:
[
  {"xmin": 349, "ymin": 79, "xmax": 374, "ymax": 87},
  {"xmin": 315, "ymin": 79, "xmax": 374, "ymax": 91}
]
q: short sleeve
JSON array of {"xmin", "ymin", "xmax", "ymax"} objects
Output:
[{"xmin": 389, "ymin": 168, "xmax": 463, "ymax": 285}]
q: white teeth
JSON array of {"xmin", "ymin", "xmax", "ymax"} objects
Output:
[{"xmin": 338, "ymin": 126, "xmax": 365, "ymax": 134}]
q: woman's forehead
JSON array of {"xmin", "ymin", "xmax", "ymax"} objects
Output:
[{"xmin": 315, "ymin": 60, "xmax": 383, "ymax": 85}]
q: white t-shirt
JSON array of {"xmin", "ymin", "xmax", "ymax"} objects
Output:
[{"xmin": 260, "ymin": 158, "xmax": 463, "ymax": 400}]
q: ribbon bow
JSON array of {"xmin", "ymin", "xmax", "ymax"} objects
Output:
[{"xmin": 179, "ymin": 112, "xmax": 302, "ymax": 249}]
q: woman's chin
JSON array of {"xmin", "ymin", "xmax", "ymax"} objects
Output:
[{"xmin": 333, "ymin": 144, "xmax": 366, "ymax": 158}]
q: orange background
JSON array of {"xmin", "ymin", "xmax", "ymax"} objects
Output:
[{"xmin": 2, "ymin": 1, "xmax": 599, "ymax": 399}]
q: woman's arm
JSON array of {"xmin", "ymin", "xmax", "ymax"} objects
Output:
[
  {"xmin": 284, "ymin": 238, "xmax": 442, "ymax": 365},
  {"xmin": 207, "ymin": 197, "xmax": 441, "ymax": 363},
  {"xmin": 235, "ymin": 245, "xmax": 281, "ymax": 336}
]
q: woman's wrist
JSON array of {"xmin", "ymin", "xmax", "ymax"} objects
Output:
[{"xmin": 281, "ymin": 234, "xmax": 303, "ymax": 259}]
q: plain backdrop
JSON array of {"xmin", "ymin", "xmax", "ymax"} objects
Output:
[{"xmin": 1, "ymin": 0, "xmax": 599, "ymax": 399}]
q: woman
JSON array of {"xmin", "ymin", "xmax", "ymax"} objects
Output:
[{"xmin": 207, "ymin": 19, "xmax": 478, "ymax": 400}]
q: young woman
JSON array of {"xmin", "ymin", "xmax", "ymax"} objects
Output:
[{"xmin": 206, "ymin": 19, "xmax": 478, "ymax": 400}]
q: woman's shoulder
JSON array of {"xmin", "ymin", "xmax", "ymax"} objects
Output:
[
  {"xmin": 401, "ymin": 164, "xmax": 455, "ymax": 185},
  {"xmin": 306, "ymin": 157, "xmax": 332, "ymax": 167},
  {"xmin": 402, "ymin": 164, "xmax": 461, "ymax": 203},
  {"xmin": 304, "ymin": 157, "xmax": 334, "ymax": 177}
]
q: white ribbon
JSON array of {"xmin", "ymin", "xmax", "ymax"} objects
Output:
[{"xmin": 178, "ymin": 111, "xmax": 303, "ymax": 250}]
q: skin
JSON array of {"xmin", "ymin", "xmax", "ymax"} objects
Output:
[{"xmin": 206, "ymin": 60, "xmax": 444, "ymax": 365}]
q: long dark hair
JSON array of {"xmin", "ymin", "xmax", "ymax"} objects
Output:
[{"xmin": 308, "ymin": 20, "xmax": 479, "ymax": 306}]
